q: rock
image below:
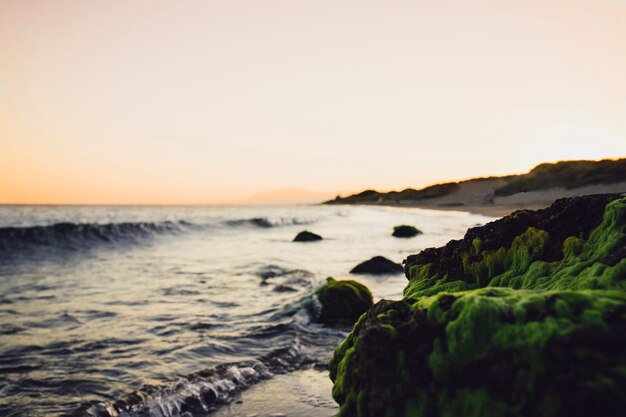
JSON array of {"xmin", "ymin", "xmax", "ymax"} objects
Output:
[
  {"xmin": 330, "ymin": 194, "xmax": 626, "ymax": 417},
  {"xmin": 293, "ymin": 230, "xmax": 323, "ymax": 242},
  {"xmin": 350, "ymin": 256, "xmax": 403, "ymax": 275},
  {"xmin": 330, "ymin": 289, "xmax": 626, "ymax": 417},
  {"xmin": 272, "ymin": 284, "xmax": 297, "ymax": 293},
  {"xmin": 392, "ymin": 225, "xmax": 422, "ymax": 238},
  {"xmin": 315, "ymin": 277, "xmax": 373, "ymax": 323},
  {"xmin": 402, "ymin": 193, "xmax": 624, "ymax": 297}
]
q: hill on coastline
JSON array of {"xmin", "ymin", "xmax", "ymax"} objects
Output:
[{"xmin": 325, "ymin": 158, "xmax": 626, "ymax": 216}]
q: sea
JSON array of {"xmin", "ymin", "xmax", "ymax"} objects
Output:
[{"xmin": 0, "ymin": 204, "xmax": 493, "ymax": 417}]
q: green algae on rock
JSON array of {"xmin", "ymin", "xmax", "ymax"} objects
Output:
[
  {"xmin": 315, "ymin": 277, "xmax": 373, "ymax": 323},
  {"xmin": 293, "ymin": 230, "xmax": 323, "ymax": 242},
  {"xmin": 403, "ymin": 194, "xmax": 626, "ymax": 298},
  {"xmin": 392, "ymin": 225, "xmax": 422, "ymax": 238},
  {"xmin": 330, "ymin": 288, "xmax": 626, "ymax": 417},
  {"xmin": 330, "ymin": 194, "xmax": 626, "ymax": 417}
]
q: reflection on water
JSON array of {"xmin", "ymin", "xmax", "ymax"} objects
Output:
[{"xmin": 0, "ymin": 204, "xmax": 493, "ymax": 416}]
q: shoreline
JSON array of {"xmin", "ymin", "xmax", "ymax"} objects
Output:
[
  {"xmin": 212, "ymin": 367, "xmax": 337, "ymax": 417},
  {"xmin": 330, "ymin": 201, "xmax": 549, "ymax": 218},
  {"xmin": 394, "ymin": 202, "xmax": 550, "ymax": 218},
  {"xmin": 325, "ymin": 176, "xmax": 626, "ymax": 219},
  {"xmin": 327, "ymin": 183, "xmax": 626, "ymax": 218}
]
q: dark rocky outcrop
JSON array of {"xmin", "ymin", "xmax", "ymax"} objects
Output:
[
  {"xmin": 330, "ymin": 194, "xmax": 626, "ymax": 417},
  {"xmin": 315, "ymin": 277, "xmax": 373, "ymax": 323},
  {"xmin": 350, "ymin": 256, "xmax": 403, "ymax": 275},
  {"xmin": 293, "ymin": 230, "xmax": 323, "ymax": 242},
  {"xmin": 392, "ymin": 225, "xmax": 422, "ymax": 238}
]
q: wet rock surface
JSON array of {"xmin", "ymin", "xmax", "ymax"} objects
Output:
[
  {"xmin": 293, "ymin": 230, "xmax": 323, "ymax": 242},
  {"xmin": 315, "ymin": 277, "xmax": 373, "ymax": 323},
  {"xmin": 392, "ymin": 225, "xmax": 422, "ymax": 238},
  {"xmin": 350, "ymin": 256, "xmax": 403, "ymax": 275}
]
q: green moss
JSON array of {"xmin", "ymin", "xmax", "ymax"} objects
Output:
[
  {"xmin": 464, "ymin": 227, "xmax": 550, "ymax": 287},
  {"xmin": 330, "ymin": 196, "xmax": 626, "ymax": 417},
  {"xmin": 562, "ymin": 236, "xmax": 584, "ymax": 259},
  {"xmin": 472, "ymin": 237, "xmax": 482, "ymax": 255},
  {"xmin": 405, "ymin": 197, "xmax": 626, "ymax": 298},
  {"xmin": 315, "ymin": 277, "xmax": 373, "ymax": 323},
  {"xmin": 331, "ymin": 288, "xmax": 626, "ymax": 417},
  {"xmin": 423, "ymin": 289, "xmax": 624, "ymax": 379}
]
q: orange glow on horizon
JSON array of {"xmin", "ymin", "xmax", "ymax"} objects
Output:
[{"xmin": 2, "ymin": 0, "xmax": 626, "ymax": 205}]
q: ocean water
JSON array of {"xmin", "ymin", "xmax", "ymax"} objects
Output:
[{"xmin": 0, "ymin": 204, "xmax": 493, "ymax": 417}]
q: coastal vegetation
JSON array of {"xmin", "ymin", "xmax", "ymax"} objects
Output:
[
  {"xmin": 326, "ymin": 158, "xmax": 626, "ymax": 208},
  {"xmin": 329, "ymin": 183, "xmax": 461, "ymax": 204},
  {"xmin": 495, "ymin": 159, "xmax": 626, "ymax": 197}
]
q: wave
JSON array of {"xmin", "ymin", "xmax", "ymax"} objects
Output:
[
  {"xmin": 224, "ymin": 217, "xmax": 315, "ymax": 228},
  {"xmin": 66, "ymin": 295, "xmax": 345, "ymax": 417},
  {"xmin": 0, "ymin": 215, "xmax": 317, "ymax": 254},
  {"xmin": 66, "ymin": 339, "xmax": 316, "ymax": 417},
  {"xmin": 0, "ymin": 221, "xmax": 196, "ymax": 254},
  {"xmin": 68, "ymin": 362, "xmax": 272, "ymax": 417}
]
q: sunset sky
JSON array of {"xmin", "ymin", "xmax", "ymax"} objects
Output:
[{"xmin": 1, "ymin": 0, "xmax": 625, "ymax": 204}]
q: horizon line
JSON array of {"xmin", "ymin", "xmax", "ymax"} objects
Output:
[{"xmin": 2, "ymin": 156, "xmax": 623, "ymax": 206}]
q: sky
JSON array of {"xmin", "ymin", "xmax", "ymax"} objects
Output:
[{"xmin": 1, "ymin": 0, "xmax": 625, "ymax": 204}]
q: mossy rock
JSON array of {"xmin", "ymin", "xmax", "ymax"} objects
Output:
[
  {"xmin": 392, "ymin": 225, "xmax": 422, "ymax": 238},
  {"xmin": 330, "ymin": 194, "xmax": 626, "ymax": 417},
  {"xmin": 293, "ymin": 230, "xmax": 323, "ymax": 242},
  {"xmin": 403, "ymin": 194, "xmax": 626, "ymax": 298},
  {"xmin": 315, "ymin": 277, "xmax": 373, "ymax": 323},
  {"xmin": 350, "ymin": 256, "xmax": 403, "ymax": 275},
  {"xmin": 330, "ymin": 288, "xmax": 626, "ymax": 417}
]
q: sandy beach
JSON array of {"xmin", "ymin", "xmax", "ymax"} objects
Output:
[
  {"xmin": 334, "ymin": 181, "xmax": 626, "ymax": 218},
  {"xmin": 212, "ymin": 368, "xmax": 337, "ymax": 417}
]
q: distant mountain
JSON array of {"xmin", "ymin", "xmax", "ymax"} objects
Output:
[{"xmin": 240, "ymin": 188, "xmax": 341, "ymax": 205}]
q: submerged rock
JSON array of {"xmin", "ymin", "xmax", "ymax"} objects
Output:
[
  {"xmin": 350, "ymin": 256, "xmax": 403, "ymax": 275},
  {"xmin": 392, "ymin": 225, "xmax": 422, "ymax": 238},
  {"xmin": 315, "ymin": 277, "xmax": 373, "ymax": 323},
  {"xmin": 330, "ymin": 194, "xmax": 626, "ymax": 417},
  {"xmin": 272, "ymin": 284, "xmax": 297, "ymax": 293},
  {"xmin": 293, "ymin": 230, "xmax": 323, "ymax": 242}
]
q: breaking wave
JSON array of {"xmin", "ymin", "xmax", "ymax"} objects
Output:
[
  {"xmin": 224, "ymin": 217, "xmax": 315, "ymax": 228},
  {"xmin": 0, "ymin": 214, "xmax": 318, "ymax": 253},
  {"xmin": 0, "ymin": 221, "xmax": 196, "ymax": 254},
  {"xmin": 66, "ymin": 317, "xmax": 340, "ymax": 417}
]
